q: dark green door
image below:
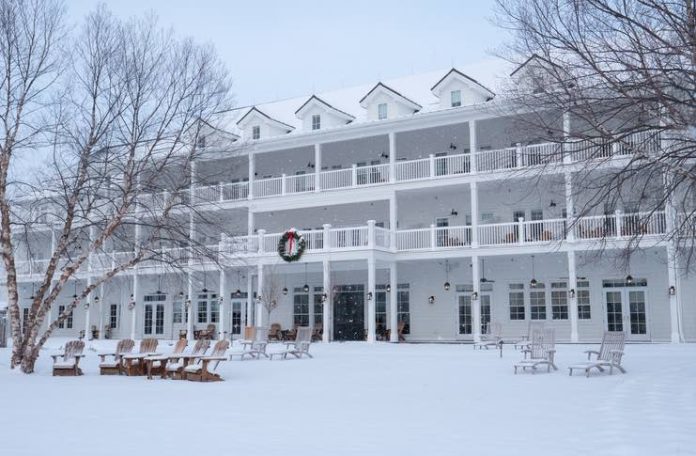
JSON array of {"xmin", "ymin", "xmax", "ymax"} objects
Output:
[{"xmin": 333, "ymin": 285, "xmax": 365, "ymax": 341}]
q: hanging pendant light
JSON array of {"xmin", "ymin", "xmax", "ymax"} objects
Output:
[
  {"xmin": 282, "ymin": 286, "xmax": 288, "ymax": 295},
  {"xmin": 29, "ymin": 283, "xmax": 35, "ymax": 301},
  {"xmin": 443, "ymin": 260, "xmax": 451, "ymax": 291},
  {"xmin": 530, "ymin": 255, "xmax": 538, "ymax": 288},
  {"xmin": 386, "ymin": 284, "xmax": 391, "ymax": 293},
  {"xmin": 303, "ymin": 264, "xmax": 309, "ymax": 293},
  {"xmin": 201, "ymin": 274, "xmax": 208, "ymax": 293},
  {"xmin": 626, "ymin": 274, "xmax": 634, "ymax": 285}
]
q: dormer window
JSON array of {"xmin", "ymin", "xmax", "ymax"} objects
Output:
[
  {"xmin": 451, "ymin": 90, "xmax": 462, "ymax": 107},
  {"xmin": 378, "ymin": 103, "xmax": 388, "ymax": 120},
  {"xmin": 312, "ymin": 114, "xmax": 321, "ymax": 130},
  {"xmin": 252, "ymin": 126, "xmax": 260, "ymax": 140}
]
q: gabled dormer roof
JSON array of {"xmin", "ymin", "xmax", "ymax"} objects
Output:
[
  {"xmin": 295, "ymin": 95, "xmax": 355, "ymax": 122},
  {"xmin": 430, "ymin": 68, "xmax": 495, "ymax": 99},
  {"xmin": 509, "ymin": 54, "xmax": 561, "ymax": 77},
  {"xmin": 359, "ymin": 82, "xmax": 422, "ymax": 111},
  {"xmin": 236, "ymin": 106, "xmax": 295, "ymax": 132}
]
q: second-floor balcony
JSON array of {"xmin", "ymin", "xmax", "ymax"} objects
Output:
[{"xmin": 14, "ymin": 210, "xmax": 671, "ymax": 278}]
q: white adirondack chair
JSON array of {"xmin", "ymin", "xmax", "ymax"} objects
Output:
[
  {"xmin": 474, "ymin": 321, "xmax": 502, "ymax": 350},
  {"xmin": 229, "ymin": 326, "xmax": 269, "ymax": 360},
  {"xmin": 269, "ymin": 326, "xmax": 313, "ymax": 360},
  {"xmin": 513, "ymin": 321, "xmax": 545, "ymax": 350},
  {"xmin": 513, "ymin": 328, "xmax": 557, "ymax": 374},
  {"xmin": 569, "ymin": 331, "xmax": 626, "ymax": 377}
]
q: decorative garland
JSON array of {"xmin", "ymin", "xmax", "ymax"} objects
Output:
[{"xmin": 278, "ymin": 229, "xmax": 306, "ymax": 262}]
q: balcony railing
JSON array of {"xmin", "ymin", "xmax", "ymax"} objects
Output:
[{"xmin": 14, "ymin": 211, "xmax": 671, "ymax": 277}]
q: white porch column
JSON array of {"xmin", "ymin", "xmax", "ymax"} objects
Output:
[
  {"xmin": 219, "ymin": 269, "xmax": 227, "ymax": 340},
  {"xmin": 469, "ymin": 120, "xmax": 477, "ymax": 173},
  {"xmin": 322, "ymin": 259, "xmax": 331, "ymax": 343},
  {"xmin": 98, "ymin": 282, "xmax": 104, "ymax": 339},
  {"xmin": 130, "ymin": 274, "xmax": 138, "ymax": 341},
  {"xmin": 666, "ymin": 245, "xmax": 682, "ymax": 343},
  {"xmin": 256, "ymin": 263, "xmax": 264, "ymax": 327},
  {"xmin": 84, "ymin": 276, "xmax": 92, "ymax": 340},
  {"xmin": 562, "ymin": 111, "xmax": 571, "ymax": 164},
  {"xmin": 568, "ymin": 250, "xmax": 579, "ymax": 342},
  {"xmin": 389, "ymin": 193, "xmax": 397, "ymax": 250},
  {"xmin": 389, "ymin": 263, "xmax": 398, "ymax": 342},
  {"xmin": 388, "ymin": 131, "xmax": 396, "ymax": 182},
  {"xmin": 248, "ymin": 152, "xmax": 255, "ymax": 200},
  {"xmin": 564, "ymin": 172, "xmax": 575, "ymax": 241},
  {"xmin": 470, "ymin": 181, "xmax": 479, "ymax": 248},
  {"xmin": 247, "ymin": 210, "xmax": 255, "ymax": 236},
  {"xmin": 186, "ymin": 272, "xmax": 194, "ymax": 341},
  {"xmin": 472, "ymin": 255, "xmax": 481, "ymax": 343},
  {"xmin": 314, "ymin": 143, "xmax": 322, "ymax": 192},
  {"xmin": 367, "ymin": 256, "xmax": 376, "ymax": 343},
  {"xmin": 246, "ymin": 270, "xmax": 254, "ymax": 327}
]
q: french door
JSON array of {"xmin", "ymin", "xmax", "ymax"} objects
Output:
[
  {"xmin": 143, "ymin": 303, "xmax": 165, "ymax": 336},
  {"xmin": 604, "ymin": 288, "xmax": 649, "ymax": 340}
]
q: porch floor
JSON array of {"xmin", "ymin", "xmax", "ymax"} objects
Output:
[{"xmin": 1, "ymin": 340, "xmax": 694, "ymax": 455}]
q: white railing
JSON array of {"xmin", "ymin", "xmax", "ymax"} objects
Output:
[
  {"xmin": 396, "ymin": 227, "xmax": 432, "ymax": 250},
  {"xmin": 330, "ymin": 226, "xmax": 369, "ymax": 249},
  {"xmin": 396, "ymin": 157, "xmax": 430, "ymax": 181},
  {"xmin": 320, "ymin": 168, "xmax": 352, "ymax": 190},
  {"xmin": 302, "ymin": 230, "xmax": 325, "ymax": 250},
  {"xmin": 262, "ymin": 232, "xmax": 282, "ymax": 253},
  {"xmin": 221, "ymin": 182, "xmax": 249, "ymax": 201},
  {"xmin": 434, "ymin": 226, "xmax": 472, "ymax": 247},
  {"xmin": 476, "ymin": 147, "xmax": 517, "ymax": 172},
  {"xmin": 194, "ymin": 184, "xmax": 220, "ymax": 203},
  {"xmin": 574, "ymin": 214, "xmax": 616, "ymax": 240},
  {"xmin": 522, "ymin": 143, "xmax": 562, "ymax": 167},
  {"xmin": 478, "ymin": 222, "xmax": 520, "ymax": 246},
  {"xmin": 356, "ymin": 163, "xmax": 390, "ymax": 186},
  {"xmin": 434, "ymin": 154, "xmax": 470, "ymax": 176},
  {"xmin": 619, "ymin": 211, "xmax": 666, "ymax": 237},
  {"xmin": 522, "ymin": 218, "xmax": 567, "ymax": 243},
  {"xmin": 285, "ymin": 174, "xmax": 315, "ymax": 194},
  {"xmin": 253, "ymin": 177, "xmax": 283, "ymax": 198},
  {"xmin": 374, "ymin": 226, "xmax": 392, "ymax": 249}
]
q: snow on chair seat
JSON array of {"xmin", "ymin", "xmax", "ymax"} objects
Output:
[
  {"xmin": 229, "ymin": 326, "xmax": 269, "ymax": 360},
  {"xmin": 185, "ymin": 339, "xmax": 230, "ymax": 382},
  {"xmin": 569, "ymin": 331, "xmax": 626, "ymax": 378},
  {"xmin": 52, "ymin": 340, "xmax": 85, "ymax": 376},
  {"xmin": 513, "ymin": 328, "xmax": 557, "ymax": 374},
  {"xmin": 269, "ymin": 326, "xmax": 313, "ymax": 360},
  {"xmin": 98, "ymin": 339, "xmax": 135, "ymax": 375},
  {"xmin": 166, "ymin": 339, "xmax": 210, "ymax": 379},
  {"xmin": 474, "ymin": 322, "xmax": 502, "ymax": 350}
]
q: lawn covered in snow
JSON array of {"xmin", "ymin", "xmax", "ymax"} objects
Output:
[{"xmin": 0, "ymin": 340, "xmax": 694, "ymax": 456}]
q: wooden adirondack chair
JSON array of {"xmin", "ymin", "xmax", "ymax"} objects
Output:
[
  {"xmin": 569, "ymin": 331, "xmax": 626, "ymax": 377},
  {"xmin": 311, "ymin": 322, "xmax": 323, "ymax": 342},
  {"xmin": 98, "ymin": 339, "xmax": 135, "ymax": 375},
  {"xmin": 230, "ymin": 326, "xmax": 269, "ymax": 360},
  {"xmin": 268, "ymin": 323, "xmax": 283, "ymax": 342},
  {"xmin": 52, "ymin": 340, "xmax": 86, "ymax": 376},
  {"xmin": 197, "ymin": 324, "xmax": 216, "ymax": 340},
  {"xmin": 514, "ymin": 328, "xmax": 557, "ymax": 374},
  {"xmin": 513, "ymin": 321, "xmax": 545, "ymax": 350},
  {"xmin": 145, "ymin": 339, "xmax": 187, "ymax": 379},
  {"xmin": 270, "ymin": 326, "xmax": 313, "ymax": 360},
  {"xmin": 122, "ymin": 338, "xmax": 159, "ymax": 376},
  {"xmin": 184, "ymin": 339, "xmax": 230, "ymax": 382},
  {"xmin": 166, "ymin": 339, "xmax": 210, "ymax": 379},
  {"xmin": 474, "ymin": 322, "xmax": 502, "ymax": 350}
]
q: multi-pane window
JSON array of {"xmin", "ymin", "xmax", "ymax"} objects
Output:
[
  {"xmin": 313, "ymin": 287, "xmax": 324, "ymax": 326},
  {"xmin": 551, "ymin": 282, "xmax": 569, "ymax": 320},
  {"xmin": 530, "ymin": 283, "xmax": 546, "ymax": 320},
  {"xmin": 480, "ymin": 294, "xmax": 492, "ymax": 334},
  {"xmin": 252, "ymin": 125, "xmax": 260, "ymax": 140},
  {"xmin": 195, "ymin": 293, "xmax": 218, "ymax": 324},
  {"xmin": 377, "ymin": 103, "xmax": 388, "ymax": 120},
  {"xmin": 58, "ymin": 305, "xmax": 73, "ymax": 329},
  {"xmin": 509, "ymin": 283, "xmax": 525, "ymax": 320},
  {"xmin": 172, "ymin": 297, "xmax": 184, "ymax": 324},
  {"xmin": 312, "ymin": 114, "xmax": 321, "ymax": 130},
  {"xmin": 155, "ymin": 305, "xmax": 164, "ymax": 335},
  {"xmin": 451, "ymin": 89, "xmax": 462, "ymax": 107},
  {"xmin": 577, "ymin": 280, "xmax": 591, "ymax": 319},
  {"xmin": 109, "ymin": 304, "xmax": 119, "ymax": 329},
  {"xmin": 210, "ymin": 297, "xmax": 219, "ymax": 323},
  {"xmin": 375, "ymin": 285, "xmax": 388, "ymax": 330},
  {"xmin": 458, "ymin": 294, "xmax": 472, "ymax": 334},
  {"xmin": 293, "ymin": 289, "xmax": 310, "ymax": 327},
  {"xmin": 231, "ymin": 301, "xmax": 242, "ymax": 335},
  {"xmin": 397, "ymin": 284, "xmax": 410, "ymax": 334}
]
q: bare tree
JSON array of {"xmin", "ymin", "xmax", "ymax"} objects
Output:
[
  {"xmin": 258, "ymin": 265, "xmax": 283, "ymax": 324},
  {"xmin": 0, "ymin": 1, "xmax": 234, "ymax": 372},
  {"xmin": 494, "ymin": 0, "xmax": 696, "ymax": 265}
]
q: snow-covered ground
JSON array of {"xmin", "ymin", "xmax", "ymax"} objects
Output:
[{"xmin": 1, "ymin": 340, "xmax": 695, "ymax": 456}]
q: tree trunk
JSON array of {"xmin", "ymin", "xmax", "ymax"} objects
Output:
[{"xmin": 19, "ymin": 352, "xmax": 38, "ymax": 374}]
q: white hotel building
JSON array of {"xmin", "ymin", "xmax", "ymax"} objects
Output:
[{"xmin": 11, "ymin": 59, "xmax": 696, "ymax": 344}]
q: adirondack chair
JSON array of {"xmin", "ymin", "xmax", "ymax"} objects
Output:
[
  {"xmin": 270, "ymin": 326, "xmax": 313, "ymax": 360},
  {"xmin": 52, "ymin": 340, "xmax": 86, "ymax": 376},
  {"xmin": 513, "ymin": 328, "xmax": 557, "ymax": 374},
  {"xmin": 569, "ymin": 331, "xmax": 626, "ymax": 377},
  {"xmin": 242, "ymin": 326, "xmax": 255, "ymax": 343},
  {"xmin": 122, "ymin": 338, "xmax": 159, "ymax": 376},
  {"xmin": 311, "ymin": 323, "xmax": 323, "ymax": 342},
  {"xmin": 184, "ymin": 339, "xmax": 230, "ymax": 382},
  {"xmin": 197, "ymin": 324, "xmax": 216, "ymax": 340},
  {"xmin": 98, "ymin": 339, "xmax": 135, "ymax": 375},
  {"xmin": 268, "ymin": 323, "xmax": 283, "ymax": 342},
  {"xmin": 474, "ymin": 321, "xmax": 502, "ymax": 350},
  {"xmin": 166, "ymin": 339, "xmax": 210, "ymax": 379},
  {"xmin": 230, "ymin": 326, "xmax": 269, "ymax": 360},
  {"xmin": 513, "ymin": 321, "xmax": 545, "ymax": 350},
  {"xmin": 145, "ymin": 339, "xmax": 187, "ymax": 379}
]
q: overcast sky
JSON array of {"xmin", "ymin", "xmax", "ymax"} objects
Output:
[{"xmin": 69, "ymin": 1, "xmax": 505, "ymax": 107}]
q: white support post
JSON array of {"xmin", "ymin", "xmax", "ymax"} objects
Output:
[
  {"xmin": 219, "ymin": 269, "xmax": 227, "ymax": 340},
  {"xmin": 562, "ymin": 112, "xmax": 571, "ymax": 164},
  {"xmin": 257, "ymin": 229, "xmax": 266, "ymax": 254},
  {"xmin": 367, "ymin": 256, "xmax": 376, "ymax": 343},
  {"xmin": 247, "ymin": 210, "xmax": 254, "ymax": 236},
  {"xmin": 469, "ymin": 120, "xmax": 477, "ymax": 173},
  {"xmin": 471, "ymin": 255, "xmax": 481, "ymax": 343},
  {"xmin": 666, "ymin": 245, "xmax": 682, "ymax": 343},
  {"xmin": 351, "ymin": 164, "xmax": 358, "ymax": 187},
  {"xmin": 130, "ymin": 274, "xmax": 138, "ymax": 341},
  {"xmin": 323, "ymin": 223, "xmax": 331, "ymax": 251},
  {"xmin": 218, "ymin": 181, "xmax": 224, "ymax": 202},
  {"xmin": 314, "ymin": 143, "xmax": 322, "ymax": 192},
  {"xmin": 568, "ymin": 250, "xmax": 579, "ymax": 342},
  {"xmin": 281, "ymin": 174, "xmax": 287, "ymax": 195},
  {"xmin": 84, "ymin": 276, "xmax": 92, "ymax": 341},
  {"xmin": 186, "ymin": 272, "xmax": 194, "ymax": 341},
  {"xmin": 322, "ymin": 259, "xmax": 331, "ymax": 343},
  {"xmin": 389, "ymin": 263, "xmax": 398, "ymax": 342},
  {"xmin": 516, "ymin": 143, "xmax": 523, "ymax": 169},
  {"xmin": 564, "ymin": 172, "xmax": 575, "ymax": 241},
  {"xmin": 256, "ymin": 264, "xmax": 264, "ymax": 327},
  {"xmin": 615, "ymin": 209, "xmax": 623, "ymax": 238},
  {"xmin": 246, "ymin": 270, "xmax": 254, "ymax": 327},
  {"xmin": 388, "ymin": 132, "xmax": 396, "ymax": 183},
  {"xmin": 389, "ymin": 193, "xmax": 397, "ymax": 250},
  {"xmin": 248, "ymin": 152, "xmax": 255, "ymax": 200},
  {"xmin": 470, "ymin": 182, "xmax": 479, "ymax": 248},
  {"xmin": 367, "ymin": 220, "xmax": 375, "ymax": 249},
  {"xmin": 189, "ymin": 160, "xmax": 197, "ymax": 205},
  {"xmin": 428, "ymin": 154, "xmax": 435, "ymax": 178},
  {"xmin": 518, "ymin": 217, "xmax": 525, "ymax": 244},
  {"xmin": 98, "ymin": 282, "xmax": 104, "ymax": 339},
  {"xmin": 430, "ymin": 224, "xmax": 436, "ymax": 249}
]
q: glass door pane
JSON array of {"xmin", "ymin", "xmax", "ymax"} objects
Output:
[
  {"xmin": 458, "ymin": 295, "xmax": 472, "ymax": 335},
  {"xmin": 480, "ymin": 294, "xmax": 491, "ymax": 334},
  {"xmin": 605, "ymin": 291, "xmax": 623, "ymax": 332},
  {"xmin": 155, "ymin": 304, "xmax": 164, "ymax": 335},
  {"xmin": 628, "ymin": 290, "xmax": 647, "ymax": 336},
  {"xmin": 143, "ymin": 304, "xmax": 153, "ymax": 335}
]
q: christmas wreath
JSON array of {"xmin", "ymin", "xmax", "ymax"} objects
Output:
[{"xmin": 277, "ymin": 229, "xmax": 306, "ymax": 262}]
